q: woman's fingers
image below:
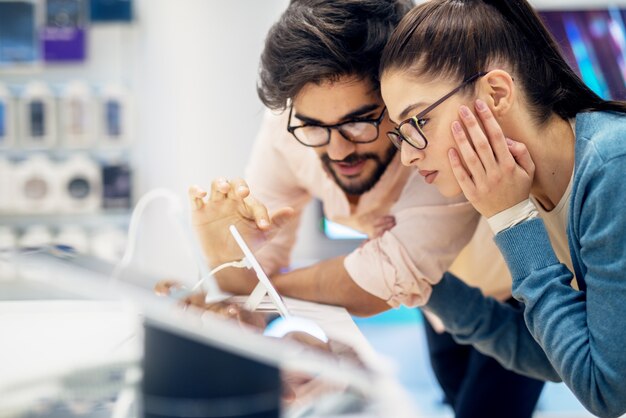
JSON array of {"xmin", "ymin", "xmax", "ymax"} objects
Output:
[
  {"xmin": 451, "ymin": 119, "xmax": 486, "ymax": 189},
  {"xmin": 450, "ymin": 121, "xmax": 483, "ymax": 180},
  {"xmin": 473, "ymin": 99, "xmax": 513, "ymax": 166},
  {"xmin": 458, "ymin": 104, "xmax": 498, "ymax": 173},
  {"xmin": 448, "ymin": 148, "xmax": 477, "ymax": 198},
  {"xmin": 449, "ymin": 103, "xmax": 535, "ymax": 217},
  {"xmin": 507, "ymin": 138, "xmax": 535, "ymax": 177}
]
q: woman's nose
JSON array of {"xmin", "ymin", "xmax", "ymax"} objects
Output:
[{"xmin": 400, "ymin": 141, "xmax": 424, "ymax": 166}]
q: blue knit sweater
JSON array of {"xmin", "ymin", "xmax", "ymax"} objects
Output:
[{"xmin": 425, "ymin": 111, "xmax": 626, "ymax": 418}]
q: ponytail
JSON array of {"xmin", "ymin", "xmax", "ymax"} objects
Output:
[{"xmin": 380, "ymin": 0, "xmax": 626, "ymax": 124}]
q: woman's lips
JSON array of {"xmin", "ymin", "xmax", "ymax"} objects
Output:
[
  {"xmin": 333, "ymin": 159, "xmax": 367, "ymax": 177},
  {"xmin": 419, "ymin": 170, "xmax": 438, "ymax": 184}
]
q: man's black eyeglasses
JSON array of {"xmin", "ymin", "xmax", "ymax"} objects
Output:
[
  {"xmin": 387, "ymin": 72, "xmax": 487, "ymax": 151},
  {"xmin": 287, "ymin": 106, "xmax": 387, "ymax": 147}
]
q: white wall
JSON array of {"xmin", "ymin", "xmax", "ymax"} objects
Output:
[
  {"xmin": 128, "ymin": 0, "xmax": 293, "ymax": 279},
  {"xmin": 132, "ymin": 0, "xmax": 289, "ymax": 194}
]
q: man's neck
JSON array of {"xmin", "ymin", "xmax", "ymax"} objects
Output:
[{"xmin": 346, "ymin": 193, "xmax": 360, "ymax": 206}]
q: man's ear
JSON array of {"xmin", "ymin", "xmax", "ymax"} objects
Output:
[{"xmin": 479, "ymin": 69, "xmax": 515, "ymax": 117}]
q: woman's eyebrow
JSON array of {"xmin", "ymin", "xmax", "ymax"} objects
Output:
[{"xmin": 398, "ymin": 101, "xmax": 429, "ymax": 122}]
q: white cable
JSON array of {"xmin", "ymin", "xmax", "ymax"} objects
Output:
[
  {"xmin": 111, "ymin": 188, "xmax": 221, "ymax": 298},
  {"xmin": 191, "ymin": 257, "xmax": 251, "ymax": 292}
]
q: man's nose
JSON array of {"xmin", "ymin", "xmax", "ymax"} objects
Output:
[{"xmin": 326, "ymin": 128, "xmax": 357, "ymax": 161}]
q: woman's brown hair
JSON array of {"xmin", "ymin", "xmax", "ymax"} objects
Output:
[{"xmin": 380, "ymin": 0, "xmax": 626, "ymax": 125}]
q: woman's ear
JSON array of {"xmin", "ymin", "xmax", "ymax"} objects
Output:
[{"xmin": 480, "ymin": 70, "xmax": 515, "ymax": 116}]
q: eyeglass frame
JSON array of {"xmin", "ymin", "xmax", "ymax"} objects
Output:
[
  {"xmin": 286, "ymin": 104, "xmax": 388, "ymax": 148},
  {"xmin": 387, "ymin": 71, "xmax": 488, "ymax": 151}
]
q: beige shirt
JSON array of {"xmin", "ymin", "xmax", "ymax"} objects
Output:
[
  {"xmin": 246, "ymin": 110, "xmax": 512, "ymax": 308},
  {"xmin": 531, "ymin": 173, "xmax": 576, "ymax": 295}
]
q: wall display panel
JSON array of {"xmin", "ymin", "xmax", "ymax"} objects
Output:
[
  {"xmin": 42, "ymin": 0, "xmax": 88, "ymax": 62},
  {"xmin": 89, "ymin": 0, "xmax": 132, "ymax": 22},
  {"xmin": 0, "ymin": 0, "xmax": 39, "ymax": 67},
  {"xmin": 540, "ymin": 7, "xmax": 626, "ymax": 100},
  {"xmin": 0, "ymin": 84, "xmax": 15, "ymax": 148}
]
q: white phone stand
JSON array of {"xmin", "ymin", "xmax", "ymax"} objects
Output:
[
  {"xmin": 229, "ymin": 224, "xmax": 290, "ymax": 318},
  {"xmin": 228, "ymin": 224, "xmax": 329, "ymax": 343}
]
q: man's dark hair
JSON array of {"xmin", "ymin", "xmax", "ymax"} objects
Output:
[{"xmin": 257, "ymin": 0, "xmax": 414, "ymax": 110}]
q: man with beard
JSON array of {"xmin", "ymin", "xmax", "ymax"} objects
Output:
[{"xmin": 189, "ymin": 1, "xmax": 545, "ymax": 417}]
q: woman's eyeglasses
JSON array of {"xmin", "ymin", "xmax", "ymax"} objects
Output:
[{"xmin": 387, "ymin": 72, "xmax": 487, "ymax": 151}]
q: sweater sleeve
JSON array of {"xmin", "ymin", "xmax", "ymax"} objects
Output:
[
  {"xmin": 425, "ymin": 272, "xmax": 560, "ymax": 382},
  {"xmin": 495, "ymin": 157, "xmax": 626, "ymax": 418}
]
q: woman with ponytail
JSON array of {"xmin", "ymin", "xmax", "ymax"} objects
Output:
[{"xmin": 380, "ymin": 0, "xmax": 626, "ymax": 416}]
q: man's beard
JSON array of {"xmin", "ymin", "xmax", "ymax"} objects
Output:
[{"xmin": 321, "ymin": 144, "xmax": 397, "ymax": 195}]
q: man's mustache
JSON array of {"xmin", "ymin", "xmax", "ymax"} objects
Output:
[{"xmin": 321, "ymin": 153, "xmax": 381, "ymax": 165}]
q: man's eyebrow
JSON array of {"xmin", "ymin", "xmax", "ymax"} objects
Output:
[{"xmin": 294, "ymin": 103, "xmax": 381, "ymax": 125}]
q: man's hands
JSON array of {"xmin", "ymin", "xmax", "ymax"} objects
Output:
[
  {"xmin": 189, "ymin": 178, "xmax": 294, "ymax": 267},
  {"xmin": 448, "ymin": 100, "xmax": 535, "ymax": 218}
]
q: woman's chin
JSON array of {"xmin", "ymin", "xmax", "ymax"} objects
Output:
[{"xmin": 439, "ymin": 182, "xmax": 465, "ymax": 199}]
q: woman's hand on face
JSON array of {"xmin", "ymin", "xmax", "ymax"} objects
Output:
[
  {"xmin": 448, "ymin": 99, "xmax": 535, "ymax": 218},
  {"xmin": 189, "ymin": 179, "xmax": 294, "ymax": 266}
]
